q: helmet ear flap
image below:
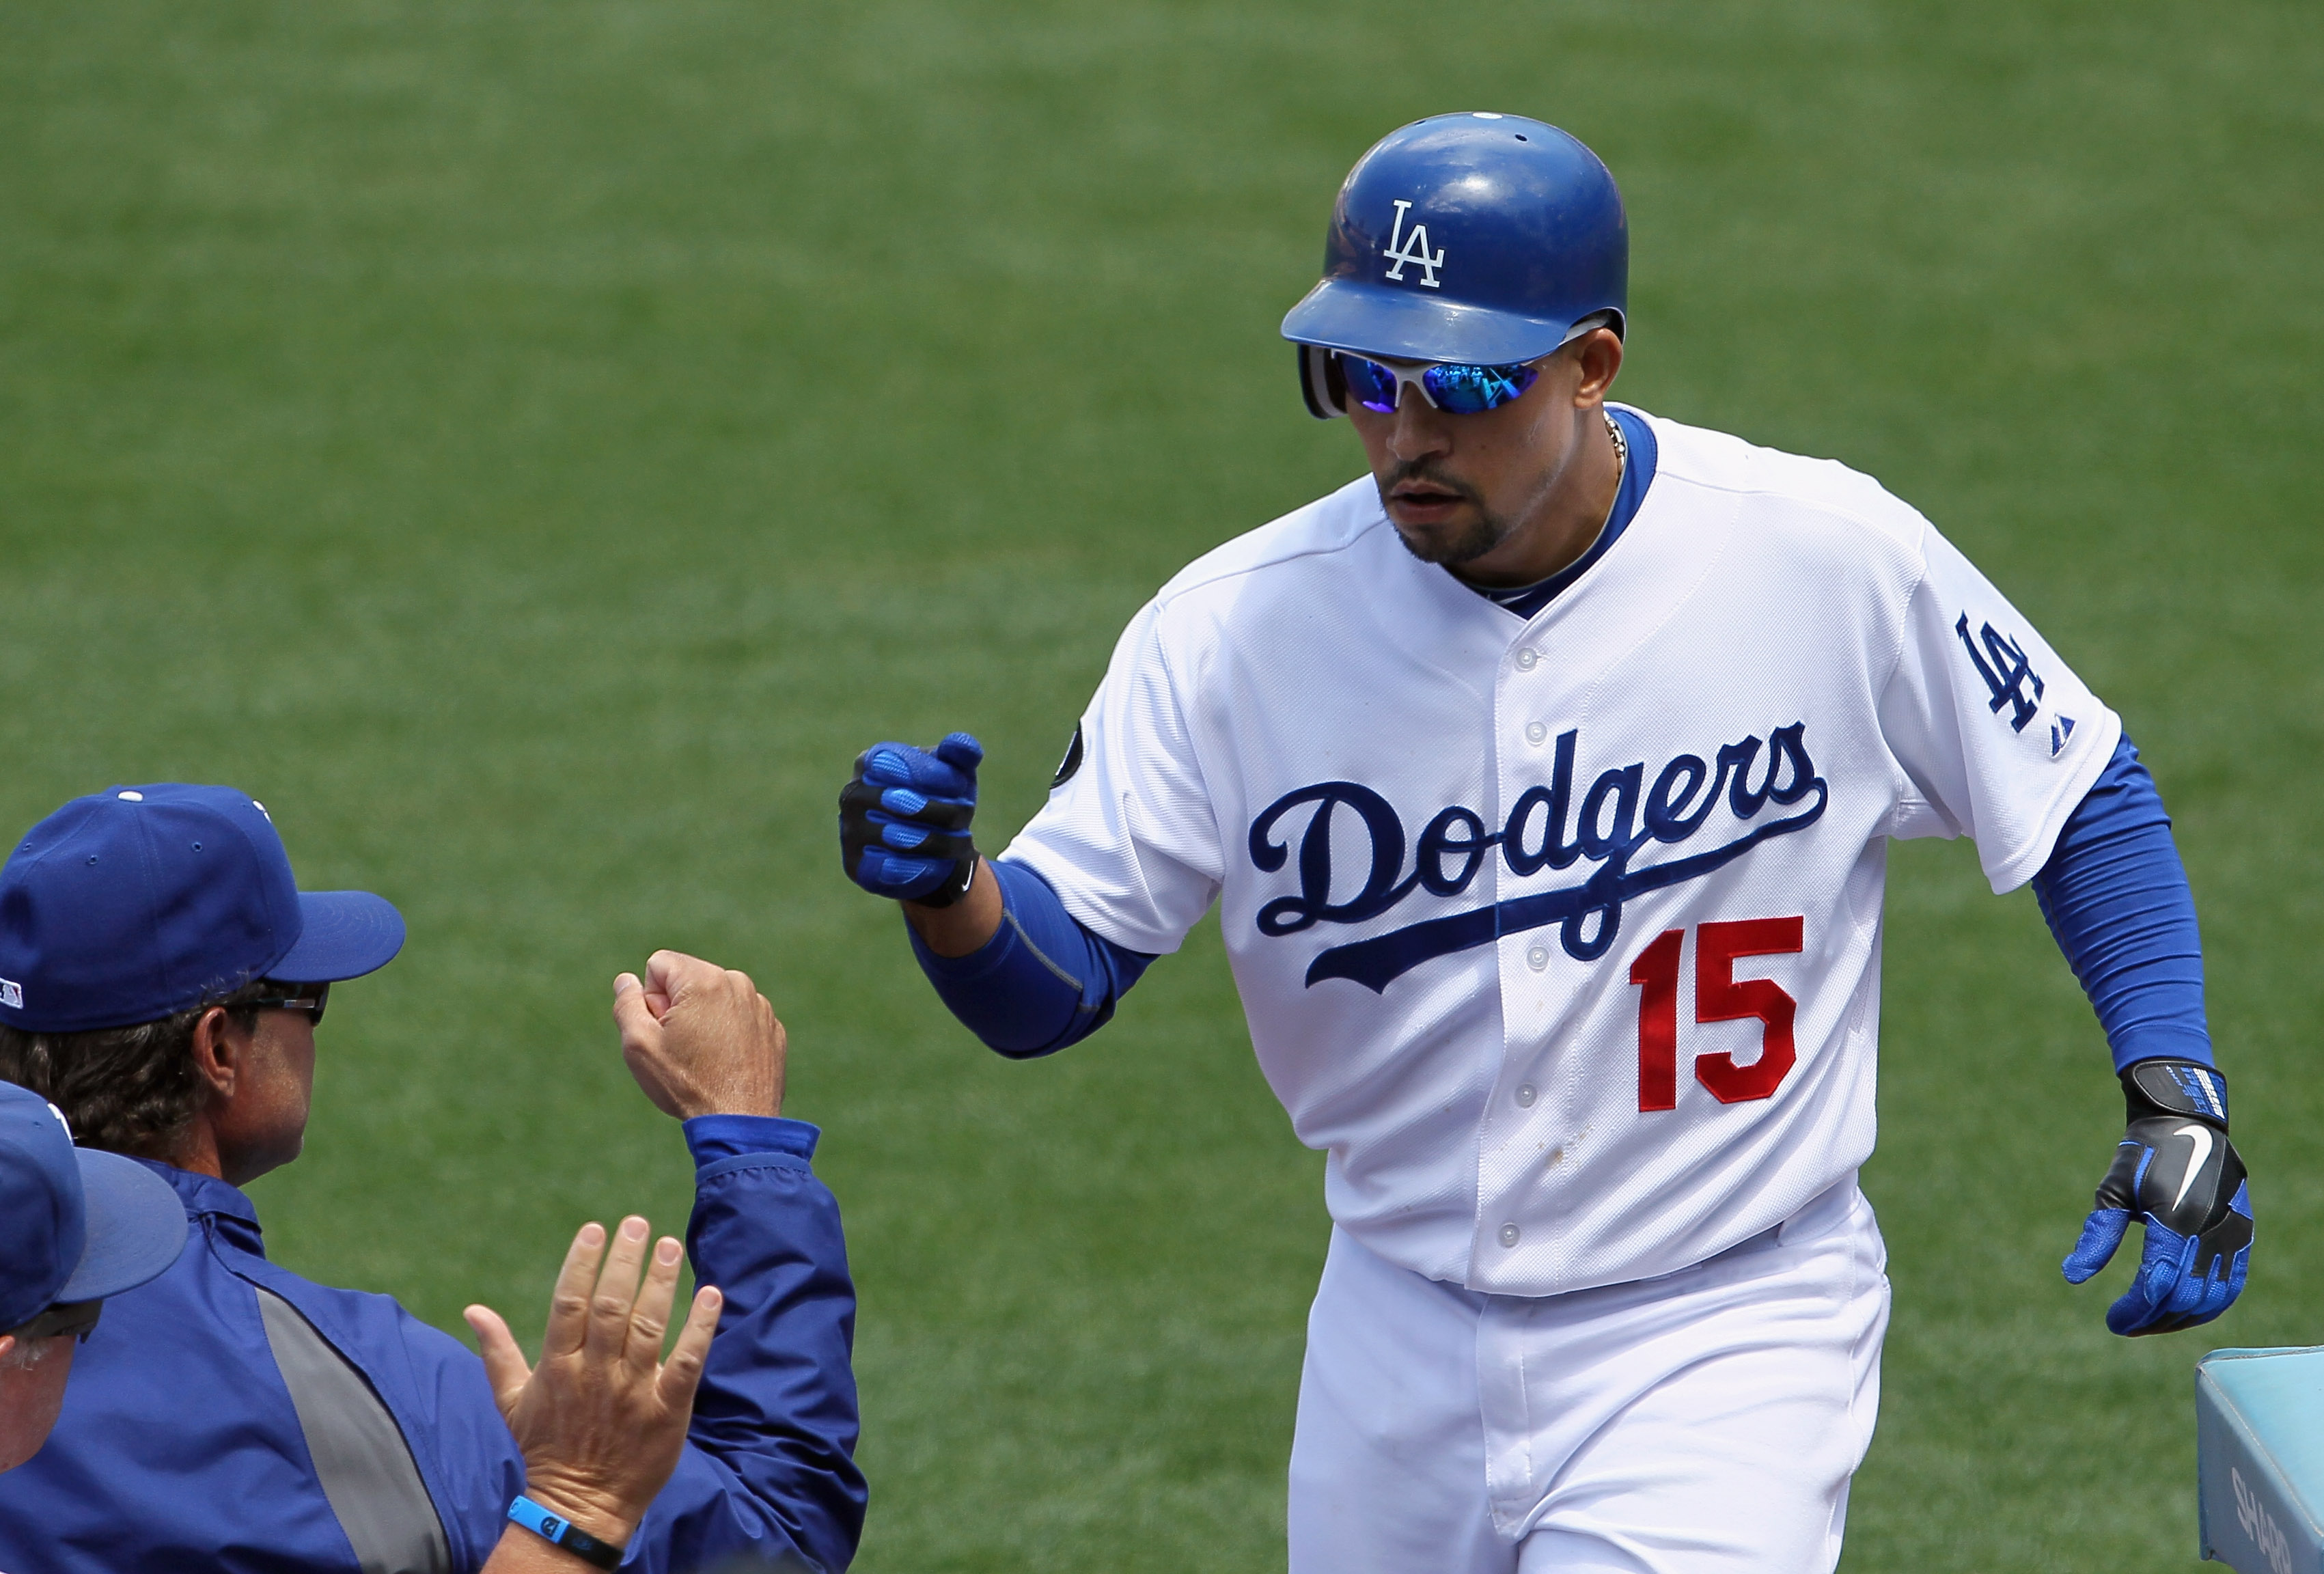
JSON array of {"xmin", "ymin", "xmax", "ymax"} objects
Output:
[{"xmin": 1298, "ymin": 344, "xmax": 1347, "ymax": 419}]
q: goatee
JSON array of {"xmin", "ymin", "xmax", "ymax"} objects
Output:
[{"xmin": 1379, "ymin": 462, "xmax": 1516, "ymax": 567}]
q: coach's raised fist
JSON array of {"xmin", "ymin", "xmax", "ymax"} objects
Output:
[
  {"xmin": 839, "ymin": 732, "xmax": 982, "ymax": 907},
  {"xmin": 2062, "ymin": 1058, "xmax": 2253, "ymax": 1336},
  {"xmin": 613, "ymin": 951, "xmax": 786, "ymax": 1120}
]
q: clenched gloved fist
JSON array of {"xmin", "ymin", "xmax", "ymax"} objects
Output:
[
  {"xmin": 838, "ymin": 733, "xmax": 982, "ymax": 907},
  {"xmin": 2062, "ymin": 1058, "xmax": 2252, "ymax": 1336}
]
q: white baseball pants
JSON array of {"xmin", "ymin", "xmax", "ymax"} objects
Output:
[{"xmin": 1287, "ymin": 1178, "xmax": 1890, "ymax": 1573}]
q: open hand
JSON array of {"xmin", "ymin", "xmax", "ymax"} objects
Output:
[{"xmin": 465, "ymin": 1217, "xmax": 723, "ymax": 1547}]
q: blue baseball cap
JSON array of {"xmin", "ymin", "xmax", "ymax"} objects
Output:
[
  {"xmin": 0, "ymin": 785, "xmax": 405, "ymax": 1035},
  {"xmin": 0, "ymin": 1082, "xmax": 186, "ymax": 1331}
]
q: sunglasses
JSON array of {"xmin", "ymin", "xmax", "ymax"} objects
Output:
[
  {"xmin": 1334, "ymin": 353, "xmax": 1540, "ymax": 415},
  {"xmin": 5, "ymin": 1298, "xmax": 103, "ymax": 1345},
  {"xmin": 250, "ymin": 981, "xmax": 329, "ymax": 1026}
]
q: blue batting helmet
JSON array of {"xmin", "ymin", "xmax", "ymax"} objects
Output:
[{"xmin": 1281, "ymin": 113, "xmax": 1628, "ymax": 418}]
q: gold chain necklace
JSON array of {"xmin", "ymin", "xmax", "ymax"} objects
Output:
[{"xmin": 1605, "ymin": 409, "xmax": 1627, "ymax": 476}]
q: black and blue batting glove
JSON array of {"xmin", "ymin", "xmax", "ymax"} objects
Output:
[
  {"xmin": 2062, "ymin": 1058, "xmax": 2252, "ymax": 1336},
  {"xmin": 838, "ymin": 732, "xmax": 982, "ymax": 907}
]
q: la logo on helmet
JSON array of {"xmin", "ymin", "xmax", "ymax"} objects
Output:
[{"xmin": 1381, "ymin": 200, "xmax": 1445, "ymax": 289}]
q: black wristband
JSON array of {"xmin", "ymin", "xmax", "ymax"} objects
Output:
[
  {"xmin": 2121, "ymin": 1058, "xmax": 2230, "ymax": 1129},
  {"xmin": 908, "ymin": 853, "xmax": 979, "ymax": 909},
  {"xmin": 508, "ymin": 1495, "xmax": 624, "ymax": 1571}
]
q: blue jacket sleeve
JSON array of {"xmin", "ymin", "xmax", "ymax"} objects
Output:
[
  {"xmin": 2032, "ymin": 732, "xmax": 2211, "ymax": 1071},
  {"xmin": 628, "ymin": 1117, "xmax": 867, "ymax": 1574},
  {"xmin": 907, "ymin": 857, "xmax": 1155, "ymax": 1058}
]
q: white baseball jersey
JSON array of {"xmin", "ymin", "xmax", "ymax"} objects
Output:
[{"xmin": 1002, "ymin": 405, "xmax": 2117, "ymax": 1298}]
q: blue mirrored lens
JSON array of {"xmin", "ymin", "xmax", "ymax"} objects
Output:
[
  {"xmin": 1422, "ymin": 362, "xmax": 1538, "ymax": 414},
  {"xmin": 1330, "ymin": 354, "xmax": 1538, "ymax": 415},
  {"xmin": 1336, "ymin": 354, "xmax": 1400, "ymax": 413}
]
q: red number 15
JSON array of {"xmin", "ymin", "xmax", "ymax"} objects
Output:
[{"xmin": 1627, "ymin": 917, "xmax": 1804, "ymax": 1110}]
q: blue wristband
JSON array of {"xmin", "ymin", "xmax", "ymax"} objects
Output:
[{"xmin": 508, "ymin": 1494, "xmax": 625, "ymax": 1570}]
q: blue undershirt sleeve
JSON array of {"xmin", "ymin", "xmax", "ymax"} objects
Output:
[
  {"xmin": 909, "ymin": 857, "xmax": 1157, "ymax": 1059},
  {"xmin": 2032, "ymin": 732, "xmax": 2212, "ymax": 1071}
]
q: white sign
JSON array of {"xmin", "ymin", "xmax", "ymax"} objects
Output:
[
  {"xmin": 2233, "ymin": 1465, "xmax": 2295, "ymax": 1574},
  {"xmin": 1381, "ymin": 200, "xmax": 1445, "ymax": 289}
]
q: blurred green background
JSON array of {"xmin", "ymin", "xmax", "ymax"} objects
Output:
[{"xmin": 2, "ymin": 1, "xmax": 2317, "ymax": 1568}]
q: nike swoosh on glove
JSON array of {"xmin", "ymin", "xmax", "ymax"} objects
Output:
[
  {"xmin": 839, "ymin": 732, "xmax": 983, "ymax": 906},
  {"xmin": 2062, "ymin": 1057, "xmax": 2252, "ymax": 1336}
]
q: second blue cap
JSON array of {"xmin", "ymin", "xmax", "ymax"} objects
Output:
[{"xmin": 0, "ymin": 1082, "xmax": 187, "ymax": 1330}]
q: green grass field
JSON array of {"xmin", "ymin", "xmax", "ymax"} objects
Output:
[{"xmin": 3, "ymin": 2, "xmax": 2319, "ymax": 1567}]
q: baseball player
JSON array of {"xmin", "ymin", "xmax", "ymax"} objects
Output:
[{"xmin": 838, "ymin": 115, "xmax": 2251, "ymax": 1571}]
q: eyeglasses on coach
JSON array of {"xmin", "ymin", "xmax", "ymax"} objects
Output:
[
  {"xmin": 1333, "ymin": 352, "xmax": 1541, "ymax": 415},
  {"xmin": 249, "ymin": 981, "xmax": 329, "ymax": 1025},
  {"xmin": 5, "ymin": 1298, "xmax": 103, "ymax": 1345}
]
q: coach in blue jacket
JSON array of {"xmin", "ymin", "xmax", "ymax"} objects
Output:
[{"xmin": 0, "ymin": 784, "xmax": 865, "ymax": 1573}]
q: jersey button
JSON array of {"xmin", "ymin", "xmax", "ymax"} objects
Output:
[
  {"xmin": 1525, "ymin": 945, "xmax": 1549, "ymax": 971},
  {"xmin": 1498, "ymin": 1222, "xmax": 1521, "ymax": 1248},
  {"xmin": 1524, "ymin": 721, "xmax": 1548, "ymax": 745},
  {"xmin": 1514, "ymin": 1083, "xmax": 1537, "ymax": 1108},
  {"xmin": 1514, "ymin": 648, "xmax": 1539, "ymax": 671}
]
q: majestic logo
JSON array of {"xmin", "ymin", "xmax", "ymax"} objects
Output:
[
  {"xmin": 1381, "ymin": 199, "xmax": 1445, "ymax": 289},
  {"xmin": 1248, "ymin": 723, "xmax": 1827, "ymax": 992},
  {"xmin": 1955, "ymin": 613, "xmax": 2043, "ymax": 733}
]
